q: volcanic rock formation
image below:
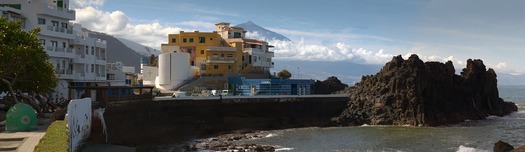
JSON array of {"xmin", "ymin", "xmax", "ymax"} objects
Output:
[
  {"xmin": 333, "ymin": 54, "xmax": 517, "ymax": 126},
  {"xmin": 315, "ymin": 76, "xmax": 348, "ymax": 94}
]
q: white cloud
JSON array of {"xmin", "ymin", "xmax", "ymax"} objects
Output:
[
  {"xmin": 73, "ymin": 6, "xmax": 186, "ymax": 49},
  {"xmin": 268, "ymin": 39, "xmax": 393, "ymax": 64},
  {"xmin": 70, "ymin": 0, "xmax": 105, "ymax": 9},
  {"xmin": 245, "ymin": 31, "xmax": 394, "ymax": 64},
  {"xmin": 495, "ymin": 62, "xmax": 507, "ymax": 69}
]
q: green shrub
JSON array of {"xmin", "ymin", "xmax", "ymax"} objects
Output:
[{"xmin": 34, "ymin": 120, "xmax": 69, "ymax": 152}]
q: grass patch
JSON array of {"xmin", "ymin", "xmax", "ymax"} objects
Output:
[{"xmin": 34, "ymin": 120, "xmax": 69, "ymax": 152}]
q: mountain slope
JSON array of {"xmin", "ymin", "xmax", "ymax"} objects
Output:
[
  {"xmin": 235, "ymin": 21, "xmax": 291, "ymax": 41},
  {"xmin": 118, "ymin": 38, "xmax": 161, "ymax": 56},
  {"xmin": 86, "ymin": 30, "xmax": 145, "ymax": 72}
]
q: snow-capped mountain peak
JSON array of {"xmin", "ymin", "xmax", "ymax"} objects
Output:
[{"xmin": 234, "ymin": 21, "xmax": 291, "ymax": 41}]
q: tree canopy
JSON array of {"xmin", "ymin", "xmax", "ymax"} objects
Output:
[
  {"xmin": 277, "ymin": 69, "xmax": 292, "ymax": 79},
  {"xmin": 0, "ymin": 17, "xmax": 57, "ymax": 103}
]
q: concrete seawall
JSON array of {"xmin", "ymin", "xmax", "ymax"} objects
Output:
[{"xmin": 103, "ymin": 94, "xmax": 349, "ymax": 146}]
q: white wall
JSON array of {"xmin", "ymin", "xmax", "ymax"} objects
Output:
[
  {"xmin": 142, "ymin": 66, "xmax": 158, "ymax": 85},
  {"xmin": 66, "ymin": 98, "xmax": 92, "ymax": 152}
]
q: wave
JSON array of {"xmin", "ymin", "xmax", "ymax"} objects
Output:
[
  {"xmin": 456, "ymin": 145, "xmax": 489, "ymax": 152},
  {"xmin": 265, "ymin": 133, "xmax": 276, "ymax": 138},
  {"xmin": 275, "ymin": 147, "xmax": 294, "ymax": 151}
]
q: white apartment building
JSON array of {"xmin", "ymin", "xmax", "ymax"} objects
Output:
[{"xmin": 1, "ymin": 0, "xmax": 108, "ymax": 101}]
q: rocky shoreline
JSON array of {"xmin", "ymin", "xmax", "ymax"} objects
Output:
[
  {"xmin": 184, "ymin": 130, "xmax": 277, "ymax": 151},
  {"xmin": 333, "ymin": 54, "xmax": 518, "ymax": 126}
]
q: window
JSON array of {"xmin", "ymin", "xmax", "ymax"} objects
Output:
[
  {"xmin": 213, "ymin": 65, "xmax": 219, "ymax": 69},
  {"xmin": 62, "ymin": 42, "xmax": 66, "ymax": 48},
  {"xmin": 227, "ymin": 53, "xmax": 233, "ymax": 58},
  {"xmin": 51, "ymin": 21, "xmax": 59, "ymax": 27},
  {"xmin": 61, "ymin": 22, "xmax": 68, "ymax": 29},
  {"xmin": 221, "ymin": 53, "xmax": 224, "ymax": 57},
  {"xmin": 198, "ymin": 37, "xmax": 205, "ymax": 43},
  {"xmin": 189, "ymin": 38, "xmax": 194, "ymax": 43},
  {"xmin": 51, "ymin": 41, "xmax": 58, "ymax": 47},
  {"xmin": 91, "ymin": 64, "xmax": 94, "ymax": 73},
  {"xmin": 183, "ymin": 38, "xmax": 187, "ymax": 43},
  {"xmin": 85, "ymin": 46, "xmax": 88, "ymax": 54},
  {"xmin": 171, "ymin": 38, "xmax": 176, "ymax": 43},
  {"xmin": 40, "ymin": 39, "xmax": 45, "ymax": 46},
  {"xmin": 91, "ymin": 47, "xmax": 94, "ymax": 55},
  {"xmin": 191, "ymin": 61, "xmax": 194, "ymax": 66},
  {"xmin": 38, "ymin": 18, "xmax": 45, "ymax": 25},
  {"xmin": 107, "ymin": 74, "xmax": 115, "ymax": 80},
  {"xmin": 210, "ymin": 38, "xmax": 213, "ymax": 40},
  {"xmin": 200, "ymin": 50, "xmax": 204, "ymax": 54},
  {"xmin": 212, "ymin": 53, "xmax": 218, "ymax": 57},
  {"xmin": 233, "ymin": 32, "xmax": 242, "ymax": 38},
  {"xmin": 228, "ymin": 65, "xmax": 232, "ymax": 69}
]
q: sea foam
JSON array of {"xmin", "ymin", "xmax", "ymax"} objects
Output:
[
  {"xmin": 275, "ymin": 147, "xmax": 294, "ymax": 151},
  {"xmin": 456, "ymin": 145, "xmax": 489, "ymax": 152}
]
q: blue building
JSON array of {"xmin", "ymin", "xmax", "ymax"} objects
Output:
[{"xmin": 228, "ymin": 77, "xmax": 315, "ymax": 96}]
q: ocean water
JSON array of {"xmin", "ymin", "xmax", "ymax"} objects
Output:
[{"xmin": 233, "ymin": 85, "xmax": 525, "ymax": 152}]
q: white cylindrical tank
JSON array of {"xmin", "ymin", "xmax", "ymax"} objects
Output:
[
  {"xmin": 158, "ymin": 53, "xmax": 171, "ymax": 84},
  {"xmin": 170, "ymin": 52, "xmax": 191, "ymax": 82}
]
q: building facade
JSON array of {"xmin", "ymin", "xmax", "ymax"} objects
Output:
[
  {"xmin": 228, "ymin": 77, "xmax": 315, "ymax": 96},
  {"xmin": 216, "ymin": 22, "xmax": 274, "ymax": 73},
  {"xmin": 160, "ymin": 30, "xmax": 242, "ymax": 75},
  {"xmin": 1, "ymin": 0, "xmax": 109, "ymax": 101}
]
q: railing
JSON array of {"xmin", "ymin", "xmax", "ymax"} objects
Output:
[
  {"xmin": 55, "ymin": 47, "xmax": 65, "ymax": 52},
  {"xmin": 67, "ymin": 48, "xmax": 73, "ymax": 53},
  {"xmin": 45, "ymin": 25, "xmax": 73, "ymax": 34},
  {"xmin": 55, "ymin": 69, "xmax": 65, "ymax": 74},
  {"xmin": 46, "ymin": 4, "xmax": 75, "ymax": 14},
  {"xmin": 206, "ymin": 57, "xmax": 235, "ymax": 63},
  {"xmin": 66, "ymin": 69, "xmax": 73, "ymax": 75},
  {"xmin": 46, "ymin": 46, "xmax": 53, "ymax": 51},
  {"xmin": 67, "ymin": 86, "xmax": 155, "ymax": 108},
  {"xmin": 76, "ymin": 53, "xmax": 85, "ymax": 58}
]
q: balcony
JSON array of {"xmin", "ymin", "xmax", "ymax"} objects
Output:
[
  {"xmin": 45, "ymin": 46, "xmax": 75, "ymax": 58},
  {"xmin": 244, "ymin": 48, "xmax": 275, "ymax": 57},
  {"xmin": 206, "ymin": 57, "xmax": 235, "ymax": 64},
  {"xmin": 39, "ymin": 4, "xmax": 75, "ymax": 20},
  {"xmin": 55, "ymin": 69, "xmax": 74, "ymax": 80},
  {"xmin": 74, "ymin": 53, "xmax": 87, "ymax": 63},
  {"xmin": 74, "ymin": 72, "xmax": 86, "ymax": 80},
  {"xmin": 96, "ymin": 39, "xmax": 107, "ymax": 48},
  {"xmin": 39, "ymin": 25, "xmax": 74, "ymax": 39}
]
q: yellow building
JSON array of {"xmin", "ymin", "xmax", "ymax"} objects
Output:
[{"xmin": 161, "ymin": 31, "xmax": 242, "ymax": 75}]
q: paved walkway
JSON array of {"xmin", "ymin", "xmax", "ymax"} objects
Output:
[{"xmin": 0, "ymin": 117, "xmax": 51, "ymax": 152}]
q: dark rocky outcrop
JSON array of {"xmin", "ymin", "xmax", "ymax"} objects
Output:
[
  {"xmin": 333, "ymin": 54, "xmax": 518, "ymax": 126},
  {"xmin": 494, "ymin": 140, "xmax": 525, "ymax": 152},
  {"xmin": 315, "ymin": 76, "xmax": 349, "ymax": 94},
  {"xmin": 494, "ymin": 140, "xmax": 515, "ymax": 152}
]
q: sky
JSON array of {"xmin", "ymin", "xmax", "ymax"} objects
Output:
[{"xmin": 71, "ymin": 0, "xmax": 525, "ymax": 75}]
